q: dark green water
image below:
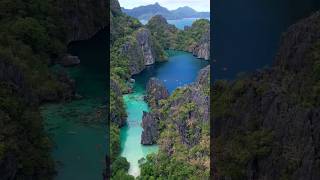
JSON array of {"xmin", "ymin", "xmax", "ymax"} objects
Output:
[
  {"xmin": 120, "ymin": 50, "xmax": 209, "ymax": 177},
  {"xmin": 41, "ymin": 30, "xmax": 107, "ymax": 180},
  {"xmin": 212, "ymin": 0, "xmax": 320, "ymax": 79}
]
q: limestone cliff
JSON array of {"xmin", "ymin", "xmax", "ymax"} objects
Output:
[
  {"xmin": 140, "ymin": 66, "xmax": 210, "ymax": 178},
  {"xmin": 212, "ymin": 11, "xmax": 320, "ymax": 180},
  {"xmin": 121, "ymin": 28, "xmax": 162, "ymax": 75},
  {"xmin": 141, "ymin": 112, "xmax": 159, "ymax": 145},
  {"xmin": 190, "ymin": 31, "xmax": 210, "ymax": 60},
  {"xmin": 147, "ymin": 15, "xmax": 210, "ymax": 60},
  {"xmin": 57, "ymin": 0, "xmax": 107, "ymax": 43},
  {"xmin": 145, "ymin": 77, "xmax": 169, "ymax": 108},
  {"xmin": 141, "ymin": 78, "xmax": 169, "ymax": 145}
]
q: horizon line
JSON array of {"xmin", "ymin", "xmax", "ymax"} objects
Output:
[{"xmin": 119, "ymin": 1, "xmax": 210, "ymax": 12}]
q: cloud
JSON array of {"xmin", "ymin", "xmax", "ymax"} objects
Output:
[{"xmin": 119, "ymin": 0, "xmax": 210, "ymax": 12}]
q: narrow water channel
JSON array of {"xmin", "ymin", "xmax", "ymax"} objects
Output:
[
  {"xmin": 120, "ymin": 50, "xmax": 209, "ymax": 177},
  {"xmin": 41, "ymin": 30, "xmax": 107, "ymax": 180}
]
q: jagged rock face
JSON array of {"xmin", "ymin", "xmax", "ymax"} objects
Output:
[
  {"xmin": 110, "ymin": 0, "xmax": 122, "ymax": 16},
  {"xmin": 50, "ymin": 68, "xmax": 76, "ymax": 102},
  {"xmin": 121, "ymin": 39, "xmax": 145, "ymax": 75},
  {"xmin": 0, "ymin": 60, "xmax": 75, "ymax": 104},
  {"xmin": 141, "ymin": 78, "xmax": 169, "ymax": 145},
  {"xmin": 160, "ymin": 66, "xmax": 209, "ymax": 151},
  {"xmin": 59, "ymin": 54, "xmax": 80, "ymax": 67},
  {"xmin": 58, "ymin": 0, "xmax": 107, "ymax": 43},
  {"xmin": 110, "ymin": 79, "xmax": 126, "ymax": 127},
  {"xmin": 141, "ymin": 112, "xmax": 159, "ymax": 145},
  {"xmin": 197, "ymin": 65, "xmax": 210, "ymax": 87},
  {"xmin": 146, "ymin": 77, "xmax": 169, "ymax": 108},
  {"xmin": 122, "ymin": 28, "xmax": 157, "ymax": 75},
  {"xmin": 275, "ymin": 11, "xmax": 320, "ymax": 71},
  {"xmin": 192, "ymin": 31, "xmax": 210, "ymax": 60},
  {"xmin": 212, "ymin": 11, "xmax": 320, "ymax": 180},
  {"xmin": 135, "ymin": 28, "xmax": 156, "ymax": 65}
]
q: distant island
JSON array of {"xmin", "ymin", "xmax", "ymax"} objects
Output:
[{"xmin": 121, "ymin": 2, "xmax": 210, "ymax": 20}]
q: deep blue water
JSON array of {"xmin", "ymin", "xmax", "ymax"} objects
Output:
[
  {"xmin": 120, "ymin": 50, "xmax": 209, "ymax": 176},
  {"xmin": 134, "ymin": 50, "xmax": 209, "ymax": 93},
  {"xmin": 212, "ymin": 0, "xmax": 320, "ymax": 80}
]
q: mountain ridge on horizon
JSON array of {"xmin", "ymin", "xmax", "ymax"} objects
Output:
[{"xmin": 121, "ymin": 2, "xmax": 210, "ymax": 20}]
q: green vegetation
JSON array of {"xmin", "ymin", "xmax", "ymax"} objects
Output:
[
  {"xmin": 109, "ymin": 1, "xmax": 139, "ymax": 179},
  {"xmin": 146, "ymin": 15, "xmax": 179, "ymax": 49},
  {"xmin": 139, "ymin": 84, "xmax": 210, "ymax": 179},
  {"xmin": 215, "ymin": 129, "xmax": 273, "ymax": 179},
  {"xmin": 0, "ymin": 0, "xmax": 74, "ymax": 178},
  {"xmin": 0, "ymin": 82, "xmax": 55, "ymax": 179},
  {"xmin": 110, "ymin": 1, "xmax": 210, "ymax": 179},
  {"xmin": 175, "ymin": 19, "xmax": 210, "ymax": 51},
  {"xmin": 146, "ymin": 16, "xmax": 210, "ymax": 52}
]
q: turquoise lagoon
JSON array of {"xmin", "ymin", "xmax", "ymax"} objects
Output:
[{"xmin": 120, "ymin": 50, "xmax": 209, "ymax": 177}]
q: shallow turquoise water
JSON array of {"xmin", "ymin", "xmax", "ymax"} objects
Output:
[
  {"xmin": 120, "ymin": 50, "xmax": 208, "ymax": 177},
  {"xmin": 41, "ymin": 30, "xmax": 107, "ymax": 180},
  {"xmin": 120, "ymin": 83, "xmax": 158, "ymax": 177}
]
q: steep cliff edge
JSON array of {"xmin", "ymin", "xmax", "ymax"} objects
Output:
[
  {"xmin": 121, "ymin": 28, "xmax": 164, "ymax": 74},
  {"xmin": 190, "ymin": 30, "xmax": 210, "ymax": 60},
  {"xmin": 57, "ymin": 0, "xmax": 107, "ymax": 43},
  {"xmin": 141, "ymin": 78, "xmax": 169, "ymax": 145},
  {"xmin": 212, "ymin": 11, "xmax": 320, "ymax": 180},
  {"xmin": 147, "ymin": 15, "xmax": 210, "ymax": 60},
  {"xmin": 139, "ymin": 66, "xmax": 210, "ymax": 179}
]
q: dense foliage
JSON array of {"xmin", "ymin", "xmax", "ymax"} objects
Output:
[
  {"xmin": 110, "ymin": 1, "xmax": 210, "ymax": 179},
  {"xmin": 109, "ymin": 1, "xmax": 138, "ymax": 179},
  {"xmin": 0, "ymin": 82, "xmax": 55, "ymax": 179},
  {"xmin": 175, "ymin": 19, "xmax": 210, "ymax": 51},
  {"xmin": 139, "ymin": 78, "xmax": 210, "ymax": 179},
  {"xmin": 212, "ymin": 14, "xmax": 320, "ymax": 178},
  {"xmin": 146, "ymin": 16, "xmax": 210, "ymax": 52},
  {"xmin": 146, "ymin": 15, "xmax": 179, "ymax": 49},
  {"xmin": 0, "ymin": 0, "xmax": 73, "ymax": 179}
]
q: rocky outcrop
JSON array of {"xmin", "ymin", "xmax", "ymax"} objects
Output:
[
  {"xmin": 275, "ymin": 11, "xmax": 320, "ymax": 71},
  {"xmin": 141, "ymin": 112, "xmax": 159, "ymax": 145},
  {"xmin": 196, "ymin": 65, "xmax": 210, "ymax": 86},
  {"xmin": 156, "ymin": 66, "xmax": 209, "ymax": 151},
  {"xmin": 58, "ymin": 0, "xmax": 107, "ymax": 43},
  {"xmin": 110, "ymin": 79, "xmax": 127, "ymax": 127},
  {"xmin": 59, "ymin": 54, "xmax": 80, "ymax": 67},
  {"xmin": 110, "ymin": 0, "xmax": 122, "ymax": 16},
  {"xmin": 145, "ymin": 78, "xmax": 169, "ymax": 108},
  {"xmin": 121, "ymin": 28, "xmax": 158, "ymax": 75},
  {"xmin": 212, "ymin": 11, "xmax": 320, "ymax": 180},
  {"xmin": 136, "ymin": 28, "xmax": 156, "ymax": 65},
  {"xmin": 141, "ymin": 78, "xmax": 169, "ymax": 145},
  {"xmin": 191, "ymin": 31, "xmax": 210, "ymax": 60}
]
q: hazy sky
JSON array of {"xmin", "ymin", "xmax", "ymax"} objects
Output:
[{"xmin": 119, "ymin": 0, "xmax": 210, "ymax": 12}]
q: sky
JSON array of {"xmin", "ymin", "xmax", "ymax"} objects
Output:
[{"xmin": 118, "ymin": 0, "xmax": 210, "ymax": 12}]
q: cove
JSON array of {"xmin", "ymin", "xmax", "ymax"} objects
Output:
[
  {"xmin": 120, "ymin": 50, "xmax": 209, "ymax": 177},
  {"xmin": 41, "ymin": 30, "xmax": 107, "ymax": 180}
]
